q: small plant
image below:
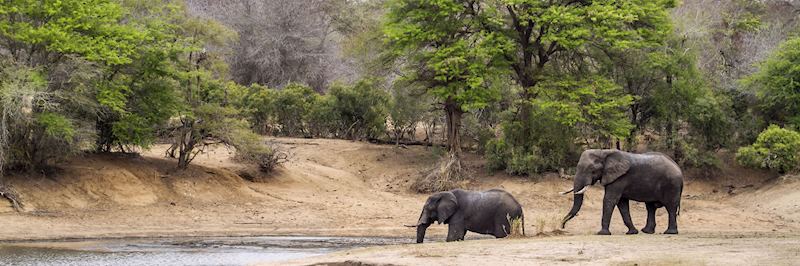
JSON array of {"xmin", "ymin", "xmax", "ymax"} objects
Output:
[
  {"xmin": 236, "ymin": 142, "xmax": 289, "ymax": 175},
  {"xmin": 736, "ymin": 125, "xmax": 800, "ymax": 173},
  {"xmin": 533, "ymin": 212, "xmax": 564, "ymax": 235},
  {"xmin": 506, "ymin": 215, "xmax": 525, "ymax": 238}
]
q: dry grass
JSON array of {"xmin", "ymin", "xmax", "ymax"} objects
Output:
[
  {"xmin": 507, "ymin": 216, "xmax": 525, "ymax": 238},
  {"xmin": 533, "ymin": 212, "xmax": 564, "ymax": 235}
]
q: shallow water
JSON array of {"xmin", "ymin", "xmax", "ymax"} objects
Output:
[{"xmin": 0, "ymin": 236, "xmax": 409, "ymax": 266}]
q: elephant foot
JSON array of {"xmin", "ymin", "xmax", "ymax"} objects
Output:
[
  {"xmin": 663, "ymin": 228, "xmax": 678, "ymax": 234},
  {"xmin": 596, "ymin": 230, "xmax": 611, "ymax": 235},
  {"xmin": 641, "ymin": 227, "xmax": 655, "ymax": 234},
  {"xmin": 626, "ymin": 228, "xmax": 639, "ymax": 235}
]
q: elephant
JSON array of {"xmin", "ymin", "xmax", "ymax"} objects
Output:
[
  {"xmin": 560, "ymin": 149, "xmax": 684, "ymax": 235},
  {"xmin": 411, "ymin": 189, "xmax": 525, "ymax": 243}
]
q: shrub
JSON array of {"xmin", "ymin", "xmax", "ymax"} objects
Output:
[
  {"xmin": 326, "ymin": 79, "xmax": 388, "ymax": 140},
  {"xmin": 236, "ymin": 143, "xmax": 288, "ymax": 175},
  {"xmin": 270, "ymin": 83, "xmax": 318, "ymax": 136},
  {"xmin": 736, "ymin": 125, "xmax": 800, "ymax": 173},
  {"xmin": 487, "ymin": 107, "xmax": 578, "ymax": 176},
  {"xmin": 305, "ymin": 95, "xmax": 338, "ymax": 138}
]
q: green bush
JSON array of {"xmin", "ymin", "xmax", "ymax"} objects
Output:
[
  {"xmin": 270, "ymin": 83, "xmax": 319, "ymax": 136},
  {"xmin": 485, "ymin": 138, "xmax": 509, "ymax": 171},
  {"xmin": 326, "ymin": 79, "xmax": 388, "ymax": 140},
  {"xmin": 486, "ymin": 104, "xmax": 578, "ymax": 176},
  {"xmin": 306, "ymin": 95, "xmax": 338, "ymax": 138},
  {"xmin": 735, "ymin": 125, "xmax": 800, "ymax": 173}
]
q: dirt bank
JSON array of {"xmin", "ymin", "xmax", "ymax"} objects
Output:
[{"xmin": 0, "ymin": 137, "xmax": 797, "ymax": 264}]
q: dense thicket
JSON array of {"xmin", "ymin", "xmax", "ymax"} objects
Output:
[{"xmin": 2, "ymin": 0, "xmax": 799, "ymax": 193}]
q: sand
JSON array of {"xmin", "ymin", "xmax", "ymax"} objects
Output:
[{"xmin": 0, "ymin": 137, "xmax": 796, "ymax": 265}]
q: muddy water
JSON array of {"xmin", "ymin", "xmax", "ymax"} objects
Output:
[{"xmin": 0, "ymin": 236, "xmax": 408, "ymax": 266}]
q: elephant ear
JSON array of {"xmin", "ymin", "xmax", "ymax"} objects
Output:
[
  {"xmin": 601, "ymin": 150, "xmax": 630, "ymax": 186},
  {"xmin": 436, "ymin": 192, "xmax": 458, "ymax": 224}
]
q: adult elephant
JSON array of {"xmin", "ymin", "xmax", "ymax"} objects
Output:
[
  {"xmin": 411, "ymin": 189, "xmax": 524, "ymax": 243},
  {"xmin": 560, "ymin": 149, "xmax": 684, "ymax": 235}
]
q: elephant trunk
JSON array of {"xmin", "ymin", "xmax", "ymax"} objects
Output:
[
  {"xmin": 561, "ymin": 181, "xmax": 589, "ymax": 229},
  {"xmin": 561, "ymin": 186, "xmax": 585, "ymax": 229},
  {"xmin": 416, "ymin": 222, "xmax": 431, "ymax": 243}
]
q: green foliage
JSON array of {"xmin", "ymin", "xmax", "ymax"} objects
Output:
[
  {"xmin": 736, "ymin": 125, "xmax": 800, "ymax": 173},
  {"xmin": 36, "ymin": 113, "xmax": 75, "ymax": 140},
  {"xmin": 387, "ymin": 84, "xmax": 426, "ymax": 144},
  {"xmin": 269, "ymin": 83, "xmax": 319, "ymax": 136},
  {"xmin": 489, "ymin": 104, "xmax": 578, "ymax": 175},
  {"xmin": 533, "ymin": 77, "xmax": 634, "ymax": 141},
  {"xmin": 0, "ymin": 0, "xmax": 140, "ymax": 66},
  {"xmin": 385, "ymin": 0, "xmax": 513, "ymax": 108},
  {"xmin": 238, "ymin": 79, "xmax": 389, "ymax": 140},
  {"xmin": 601, "ymin": 33, "xmax": 731, "ymax": 168},
  {"xmin": 326, "ymin": 79, "xmax": 389, "ymax": 140},
  {"xmin": 0, "ymin": 65, "xmax": 86, "ymax": 171},
  {"xmin": 501, "ymin": 0, "xmax": 675, "ymax": 50},
  {"xmin": 744, "ymin": 36, "xmax": 800, "ymax": 128}
]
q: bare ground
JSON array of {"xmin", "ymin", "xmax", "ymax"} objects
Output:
[{"xmin": 0, "ymin": 137, "xmax": 797, "ymax": 265}]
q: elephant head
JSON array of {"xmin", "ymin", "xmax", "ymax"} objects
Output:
[
  {"xmin": 560, "ymin": 149, "xmax": 629, "ymax": 229},
  {"xmin": 414, "ymin": 191, "xmax": 458, "ymax": 243}
]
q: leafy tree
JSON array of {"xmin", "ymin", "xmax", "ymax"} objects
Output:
[
  {"xmin": 95, "ymin": 0, "xmax": 189, "ymax": 152},
  {"xmin": 744, "ymin": 36, "xmax": 800, "ymax": 128},
  {"xmin": 0, "ymin": 0, "xmax": 141, "ymax": 68},
  {"xmin": 0, "ymin": 0, "xmax": 140, "ymax": 170},
  {"xmin": 481, "ymin": 0, "xmax": 675, "ymax": 175},
  {"xmin": 385, "ymin": 0, "xmax": 513, "ymax": 191},
  {"xmin": 602, "ymin": 35, "xmax": 731, "ymax": 167}
]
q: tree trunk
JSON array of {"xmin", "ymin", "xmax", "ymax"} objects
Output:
[
  {"xmin": 445, "ymin": 98, "xmax": 462, "ymax": 157},
  {"xmin": 413, "ymin": 98, "xmax": 465, "ymax": 192}
]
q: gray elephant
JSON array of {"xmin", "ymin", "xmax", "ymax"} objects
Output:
[
  {"xmin": 560, "ymin": 149, "xmax": 684, "ymax": 235},
  {"xmin": 411, "ymin": 189, "xmax": 524, "ymax": 243}
]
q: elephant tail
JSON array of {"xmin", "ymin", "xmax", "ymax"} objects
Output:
[{"xmin": 522, "ymin": 215, "xmax": 526, "ymax": 236}]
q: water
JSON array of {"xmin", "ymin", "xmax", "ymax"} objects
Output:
[{"xmin": 0, "ymin": 236, "xmax": 409, "ymax": 266}]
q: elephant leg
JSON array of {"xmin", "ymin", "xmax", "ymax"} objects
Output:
[
  {"xmin": 664, "ymin": 203, "xmax": 679, "ymax": 234},
  {"xmin": 598, "ymin": 191, "xmax": 622, "ymax": 235},
  {"xmin": 642, "ymin": 202, "xmax": 657, "ymax": 234},
  {"xmin": 616, "ymin": 199, "xmax": 638, "ymax": 235},
  {"xmin": 493, "ymin": 215, "xmax": 510, "ymax": 238},
  {"xmin": 446, "ymin": 222, "xmax": 466, "ymax": 242}
]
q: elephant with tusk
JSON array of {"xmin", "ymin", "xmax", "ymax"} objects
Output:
[{"xmin": 561, "ymin": 149, "xmax": 684, "ymax": 235}]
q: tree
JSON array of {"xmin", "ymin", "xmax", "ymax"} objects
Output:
[
  {"xmin": 185, "ymin": 0, "xmax": 357, "ymax": 91},
  {"xmin": 744, "ymin": 36, "xmax": 800, "ymax": 128},
  {"xmin": 599, "ymin": 34, "xmax": 731, "ymax": 167},
  {"xmin": 385, "ymin": 0, "xmax": 513, "ymax": 191},
  {"xmin": 0, "ymin": 0, "xmax": 141, "ymax": 168},
  {"xmin": 481, "ymin": 0, "xmax": 676, "ymax": 175},
  {"xmin": 95, "ymin": 0, "xmax": 187, "ymax": 152}
]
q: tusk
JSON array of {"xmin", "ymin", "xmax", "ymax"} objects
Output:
[
  {"xmin": 574, "ymin": 187, "xmax": 588, "ymax": 195},
  {"xmin": 559, "ymin": 188, "xmax": 574, "ymax": 195}
]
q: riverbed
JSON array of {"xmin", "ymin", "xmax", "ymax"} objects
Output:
[{"xmin": 0, "ymin": 236, "xmax": 410, "ymax": 265}]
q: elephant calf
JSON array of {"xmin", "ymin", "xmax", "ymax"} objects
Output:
[{"xmin": 412, "ymin": 189, "xmax": 525, "ymax": 243}]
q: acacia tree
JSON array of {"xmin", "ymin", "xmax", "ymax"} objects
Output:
[{"xmin": 385, "ymin": 0, "xmax": 512, "ymax": 191}]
